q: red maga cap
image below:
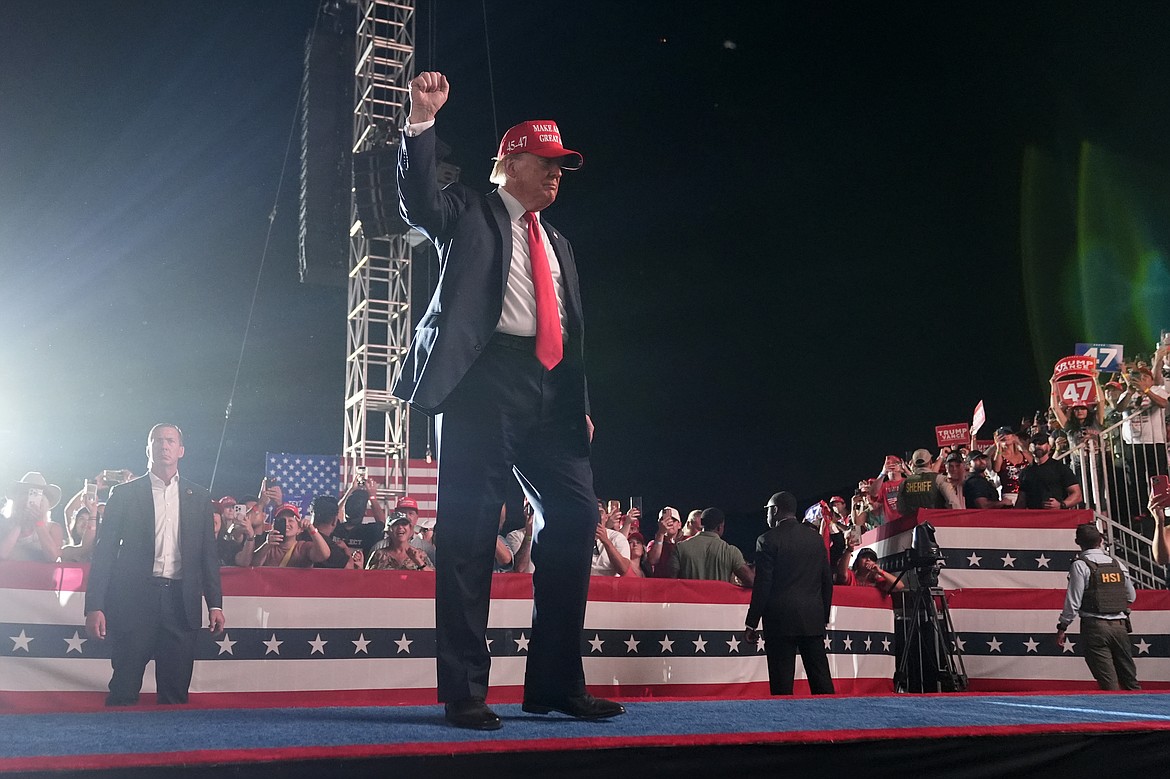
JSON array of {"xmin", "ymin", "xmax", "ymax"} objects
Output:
[
  {"xmin": 396, "ymin": 496, "xmax": 419, "ymax": 510},
  {"xmin": 496, "ymin": 120, "xmax": 583, "ymax": 169}
]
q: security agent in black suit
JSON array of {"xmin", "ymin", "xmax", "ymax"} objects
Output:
[
  {"xmin": 745, "ymin": 491, "xmax": 835, "ymax": 695},
  {"xmin": 85, "ymin": 424, "xmax": 225, "ymax": 705},
  {"xmin": 394, "ymin": 72, "xmax": 622, "ymax": 730}
]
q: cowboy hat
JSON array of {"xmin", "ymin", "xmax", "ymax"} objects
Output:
[{"xmin": 10, "ymin": 472, "xmax": 62, "ymax": 510}]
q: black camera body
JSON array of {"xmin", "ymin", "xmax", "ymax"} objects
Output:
[{"xmin": 887, "ymin": 522, "xmax": 946, "ymax": 587}]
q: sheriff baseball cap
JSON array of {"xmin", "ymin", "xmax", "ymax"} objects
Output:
[
  {"xmin": 495, "ymin": 120, "xmax": 583, "ymax": 169},
  {"xmin": 911, "ymin": 448, "xmax": 933, "ymax": 467}
]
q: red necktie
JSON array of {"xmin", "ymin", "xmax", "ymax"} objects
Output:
[{"xmin": 524, "ymin": 211, "xmax": 563, "ymax": 370}]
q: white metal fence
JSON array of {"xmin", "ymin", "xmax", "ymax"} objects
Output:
[{"xmin": 1058, "ymin": 407, "xmax": 1168, "ymax": 589}]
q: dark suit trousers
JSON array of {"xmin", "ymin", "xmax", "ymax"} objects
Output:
[
  {"xmin": 763, "ymin": 627, "xmax": 835, "ymax": 696},
  {"xmin": 107, "ymin": 578, "xmax": 198, "ymax": 705},
  {"xmin": 434, "ymin": 339, "xmax": 596, "ymax": 703}
]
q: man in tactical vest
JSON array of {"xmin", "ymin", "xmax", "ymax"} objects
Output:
[
  {"xmin": 1056, "ymin": 523, "xmax": 1140, "ymax": 690},
  {"xmin": 895, "ymin": 449, "xmax": 959, "ymax": 519}
]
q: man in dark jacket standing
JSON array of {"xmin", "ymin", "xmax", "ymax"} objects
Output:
[
  {"xmin": 393, "ymin": 71, "xmax": 620, "ymax": 730},
  {"xmin": 745, "ymin": 491, "xmax": 835, "ymax": 695},
  {"xmin": 85, "ymin": 423, "xmax": 224, "ymax": 705}
]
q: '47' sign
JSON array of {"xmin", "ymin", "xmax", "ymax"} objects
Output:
[
  {"xmin": 1056, "ymin": 377, "xmax": 1098, "ymax": 406},
  {"xmin": 1075, "ymin": 343, "xmax": 1124, "ymax": 372}
]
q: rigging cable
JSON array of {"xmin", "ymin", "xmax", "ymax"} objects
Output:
[
  {"xmin": 209, "ymin": 2, "xmax": 326, "ymax": 491},
  {"xmin": 481, "ymin": 0, "xmax": 499, "ymax": 141}
]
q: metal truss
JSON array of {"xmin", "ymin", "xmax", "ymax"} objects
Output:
[{"xmin": 343, "ymin": 0, "xmax": 415, "ymax": 495}]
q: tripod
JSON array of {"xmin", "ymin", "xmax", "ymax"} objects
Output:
[{"xmin": 892, "ymin": 568, "xmax": 968, "ymax": 693}]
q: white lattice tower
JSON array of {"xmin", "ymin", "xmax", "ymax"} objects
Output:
[{"xmin": 344, "ymin": 0, "xmax": 415, "ymax": 496}]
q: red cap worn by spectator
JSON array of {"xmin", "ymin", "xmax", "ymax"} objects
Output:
[
  {"xmin": 214, "ymin": 496, "xmax": 237, "ymax": 512},
  {"xmin": 495, "ymin": 120, "xmax": 583, "ymax": 169},
  {"xmin": 274, "ymin": 503, "xmax": 300, "ymax": 518},
  {"xmin": 397, "ymin": 497, "xmax": 419, "ymax": 510},
  {"xmin": 830, "ymin": 495, "xmax": 845, "ymax": 505}
]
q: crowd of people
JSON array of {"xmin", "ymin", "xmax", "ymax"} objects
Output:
[{"xmin": 3, "ymin": 347, "xmax": 1169, "ymax": 582}]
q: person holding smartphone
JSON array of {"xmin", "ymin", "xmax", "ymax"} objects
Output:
[{"xmin": 1, "ymin": 472, "xmax": 65, "ymax": 562}]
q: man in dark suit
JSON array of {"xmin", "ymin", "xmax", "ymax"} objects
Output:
[
  {"xmin": 85, "ymin": 424, "xmax": 225, "ymax": 705},
  {"xmin": 393, "ymin": 71, "xmax": 622, "ymax": 730},
  {"xmin": 745, "ymin": 491, "xmax": 835, "ymax": 695}
]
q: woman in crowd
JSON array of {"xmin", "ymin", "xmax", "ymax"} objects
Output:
[
  {"xmin": 991, "ymin": 426, "xmax": 1032, "ymax": 505},
  {"xmin": 367, "ymin": 513, "xmax": 434, "ymax": 571},
  {"xmin": 0, "ymin": 473, "xmax": 65, "ymax": 562},
  {"xmin": 625, "ymin": 532, "xmax": 647, "ymax": 577},
  {"xmin": 836, "ymin": 547, "xmax": 904, "ymax": 595},
  {"xmin": 59, "ymin": 501, "xmax": 97, "ymax": 563},
  {"xmin": 250, "ymin": 503, "xmax": 331, "ymax": 568}
]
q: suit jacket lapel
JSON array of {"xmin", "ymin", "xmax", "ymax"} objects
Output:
[
  {"xmin": 487, "ymin": 191, "xmax": 513, "ymax": 303},
  {"xmin": 544, "ymin": 220, "xmax": 583, "ymax": 333},
  {"xmin": 178, "ymin": 478, "xmax": 199, "ymax": 567},
  {"xmin": 136, "ymin": 475, "xmax": 155, "ymax": 546}
]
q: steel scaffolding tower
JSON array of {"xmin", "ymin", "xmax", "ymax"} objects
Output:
[{"xmin": 344, "ymin": 0, "xmax": 415, "ymax": 493}]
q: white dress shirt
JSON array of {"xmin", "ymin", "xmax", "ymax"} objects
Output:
[
  {"xmin": 149, "ymin": 471, "xmax": 183, "ymax": 579},
  {"xmin": 494, "ymin": 187, "xmax": 568, "ymax": 338}
]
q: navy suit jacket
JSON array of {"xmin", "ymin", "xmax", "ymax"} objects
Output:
[
  {"xmin": 747, "ymin": 519, "xmax": 834, "ymax": 636},
  {"xmin": 85, "ymin": 474, "xmax": 222, "ymax": 631},
  {"xmin": 391, "ymin": 127, "xmax": 589, "ymax": 420}
]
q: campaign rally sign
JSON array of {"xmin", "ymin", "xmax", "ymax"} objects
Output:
[
  {"xmin": 1075, "ymin": 343, "xmax": 1124, "ymax": 372},
  {"xmin": 1052, "ymin": 356, "xmax": 1099, "ymax": 408},
  {"xmin": 972, "ymin": 400, "xmax": 986, "ymax": 437},
  {"xmin": 935, "ymin": 422, "xmax": 970, "ymax": 448}
]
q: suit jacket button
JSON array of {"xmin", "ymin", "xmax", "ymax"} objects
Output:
[{"xmin": 474, "ymin": 343, "xmax": 482, "ymax": 351}]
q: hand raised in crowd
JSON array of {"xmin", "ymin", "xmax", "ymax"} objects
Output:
[
  {"xmin": 409, "ymin": 71, "xmax": 449, "ymax": 123},
  {"xmin": 657, "ymin": 513, "xmax": 673, "ymax": 536},
  {"xmin": 258, "ymin": 479, "xmax": 282, "ymax": 508}
]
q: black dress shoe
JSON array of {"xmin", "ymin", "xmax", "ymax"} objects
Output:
[
  {"xmin": 522, "ymin": 692, "xmax": 625, "ymax": 720},
  {"xmin": 444, "ymin": 698, "xmax": 503, "ymax": 731}
]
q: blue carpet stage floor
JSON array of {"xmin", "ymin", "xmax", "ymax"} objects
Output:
[{"xmin": 4, "ymin": 692, "xmax": 1170, "ymax": 778}]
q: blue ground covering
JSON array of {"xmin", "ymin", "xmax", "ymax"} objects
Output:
[{"xmin": 4, "ymin": 694, "xmax": 1169, "ymax": 760}]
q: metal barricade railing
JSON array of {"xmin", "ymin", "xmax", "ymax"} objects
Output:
[{"xmin": 1058, "ymin": 407, "xmax": 1168, "ymax": 589}]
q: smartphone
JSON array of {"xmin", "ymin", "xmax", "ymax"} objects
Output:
[
  {"xmin": 101, "ymin": 469, "xmax": 127, "ymax": 486},
  {"xmin": 26, "ymin": 487, "xmax": 43, "ymax": 511},
  {"xmin": 234, "ymin": 503, "xmax": 247, "ymax": 521},
  {"xmin": 84, "ymin": 480, "xmax": 99, "ymax": 501},
  {"xmin": 1150, "ymin": 474, "xmax": 1170, "ymax": 499},
  {"xmin": 356, "ymin": 465, "xmax": 368, "ymax": 486},
  {"xmin": 629, "ymin": 496, "xmax": 642, "ymax": 515}
]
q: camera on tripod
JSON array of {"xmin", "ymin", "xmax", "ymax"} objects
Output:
[
  {"xmin": 886, "ymin": 522, "xmax": 946, "ymax": 587},
  {"xmin": 887, "ymin": 522, "xmax": 968, "ymax": 693}
]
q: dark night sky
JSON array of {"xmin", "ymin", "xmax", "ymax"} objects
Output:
[{"xmin": 3, "ymin": 1, "xmax": 1169, "ymax": 522}]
